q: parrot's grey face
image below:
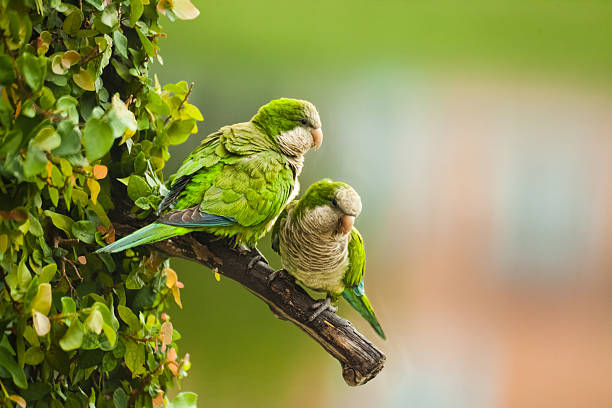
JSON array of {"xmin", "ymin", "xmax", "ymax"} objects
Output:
[
  {"xmin": 277, "ymin": 103, "xmax": 323, "ymax": 158},
  {"xmin": 305, "ymin": 186, "xmax": 362, "ymax": 237}
]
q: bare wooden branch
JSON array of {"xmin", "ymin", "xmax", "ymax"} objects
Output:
[{"xmin": 109, "ymin": 201, "xmax": 386, "ymax": 386}]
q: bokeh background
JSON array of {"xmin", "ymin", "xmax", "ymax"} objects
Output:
[{"xmin": 154, "ymin": 1, "xmax": 612, "ymax": 407}]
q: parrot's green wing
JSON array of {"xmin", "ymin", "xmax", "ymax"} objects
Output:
[
  {"xmin": 156, "ymin": 128, "xmax": 294, "ymax": 246},
  {"xmin": 196, "ymin": 150, "xmax": 294, "ymax": 227},
  {"xmin": 344, "ymin": 228, "xmax": 366, "ymax": 288},
  {"xmin": 342, "ymin": 228, "xmax": 386, "ymax": 339},
  {"xmin": 158, "ymin": 122, "xmax": 278, "ymax": 214},
  {"xmin": 271, "ymin": 200, "xmax": 297, "ymax": 254}
]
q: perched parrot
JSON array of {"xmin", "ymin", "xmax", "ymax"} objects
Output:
[
  {"xmin": 271, "ymin": 180, "xmax": 385, "ymax": 339},
  {"xmin": 96, "ymin": 98, "xmax": 323, "ymax": 254}
]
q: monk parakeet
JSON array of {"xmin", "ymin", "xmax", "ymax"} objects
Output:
[
  {"xmin": 271, "ymin": 180, "xmax": 385, "ymax": 339},
  {"xmin": 97, "ymin": 98, "xmax": 323, "ymax": 254}
]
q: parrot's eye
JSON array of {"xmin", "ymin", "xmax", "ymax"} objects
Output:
[
  {"xmin": 331, "ymin": 198, "xmax": 338, "ymax": 208},
  {"xmin": 300, "ymin": 119, "xmax": 308, "ymax": 126}
]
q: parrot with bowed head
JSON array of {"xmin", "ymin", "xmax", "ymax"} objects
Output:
[
  {"xmin": 271, "ymin": 180, "xmax": 385, "ymax": 339},
  {"xmin": 96, "ymin": 98, "xmax": 323, "ymax": 254}
]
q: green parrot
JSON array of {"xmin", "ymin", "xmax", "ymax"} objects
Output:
[
  {"xmin": 96, "ymin": 98, "xmax": 323, "ymax": 254},
  {"xmin": 271, "ymin": 179, "xmax": 386, "ymax": 339}
]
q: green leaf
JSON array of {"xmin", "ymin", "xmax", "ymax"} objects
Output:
[
  {"xmin": 23, "ymin": 146, "xmax": 47, "ymax": 177},
  {"xmin": 19, "ymin": 52, "xmax": 45, "ymax": 91},
  {"xmin": 124, "ymin": 341, "xmax": 145, "ymax": 376},
  {"xmin": 48, "ymin": 186, "xmax": 59, "ymax": 207},
  {"xmin": 113, "ymin": 388, "xmax": 128, "ymax": 408},
  {"xmin": 84, "ymin": 0, "xmax": 103, "ymax": 10},
  {"xmin": 163, "ymin": 81, "xmax": 189, "ymax": 95},
  {"xmin": 113, "ymin": 31, "xmax": 128, "ymax": 59},
  {"xmin": 17, "ymin": 256, "xmax": 32, "ymax": 287},
  {"xmin": 168, "ymin": 392, "xmax": 198, "ymax": 408},
  {"xmin": 117, "ymin": 305, "xmax": 140, "ymax": 332},
  {"xmin": 51, "ymin": 53, "xmax": 68, "ymax": 75},
  {"xmin": 0, "ymin": 54, "xmax": 16, "ymax": 85},
  {"xmin": 59, "ymin": 318, "xmax": 84, "ymax": 351},
  {"xmin": 129, "ymin": 0, "xmax": 144, "ymax": 27},
  {"xmin": 107, "ymin": 94, "xmax": 137, "ymax": 139},
  {"xmin": 30, "ymin": 283, "xmax": 52, "ymax": 315},
  {"xmin": 53, "ymin": 121, "xmax": 82, "ymax": 156},
  {"xmin": 28, "ymin": 214, "xmax": 43, "ymax": 237},
  {"xmin": 133, "ymin": 197, "xmax": 150, "ymax": 210},
  {"xmin": 182, "ymin": 103, "xmax": 204, "ymax": 121},
  {"xmin": 167, "ymin": 119, "xmax": 196, "ymax": 145},
  {"xmin": 33, "ymin": 126, "xmax": 61, "ymax": 151},
  {"xmin": 0, "ymin": 129, "xmax": 23, "ymax": 158},
  {"xmin": 134, "ymin": 151, "xmax": 147, "ymax": 174},
  {"xmin": 83, "ymin": 118, "xmax": 114, "ymax": 161},
  {"xmin": 61, "ymin": 296, "xmax": 76, "ymax": 315},
  {"xmin": 50, "ymin": 165, "xmax": 64, "ymax": 187},
  {"xmin": 23, "ymin": 326, "xmax": 40, "ymax": 348},
  {"xmin": 86, "ymin": 309, "xmax": 103, "ymax": 334},
  {"xmin": 63, "ymin": 9, "xmax": 83, "ymax": 35},
  {"xmin": 44, "ymin": 210, "xmax": 74, "ymax": 236},
  {"xmin": 72, "ymin": 220, "xmax": 96, "ymax": 243},
  {"xmin": 94, "ymin": 6, "xmax": 119, "ymax": 33},
  {"xmin": 55, "ymin": 95, "xmax": 79, "ymax": 124},
  {"xmin": 39, "ymin": 263, "xmax": 57, "ymax": 283},
  {"xmin": 39, "ymin": 87, "xmax": 56, "ymax": 110},
  {"xmin": 91, "ymin": 302, "xmax": 118, "ymax": 346},
  {"xmin": 146, "ymin": 91, "xmax": 170, "ymax": 116},
  {"xmin": 73, "ymin": 68, "xmax": 95, "ymax": 91},
  {"xmin": 0, "ymin": 347, "xmax": 28, "ymax": 389},
  {"xmin": 127, "ymin": 175, "xmax": 152, "ymax": 201},
  {"xmin": 136, "ymin": 28, "xmax": 155, "ymax": 58},
  {"xmin": 102, "ymin": 352, "xmax": 117, "ymax": 372},
  {"xmin": 24, "ymin": 347, "xmax": 45, "ymax": 365}
]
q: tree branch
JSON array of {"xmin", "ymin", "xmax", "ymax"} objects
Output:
[{"xmin": 109, "ymin": 199, "xmax": 386, "ymax": 386}]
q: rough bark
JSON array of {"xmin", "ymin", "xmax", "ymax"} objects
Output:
[{"xmin": 110, "ymin": 198, "xmax": 386, "ymax": 386}]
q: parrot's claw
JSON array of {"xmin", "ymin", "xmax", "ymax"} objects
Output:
[
  {"xmin": 247, "ymin": 254, "xmax": 266, "ymax": 270},
  {"xmin": 308, "ymin": 297, "xmax": 337, "ymax": 322},
  {"xmin": 266, "ymin": 269, "xmax": 290, "ymax": 287},
  {"xmin": 238, "ymin": 244, "xmax": 250, "ymax": 256},
  {"xmin": 246, "ymin": 247, "xmax": 268, "ymax": 272}
]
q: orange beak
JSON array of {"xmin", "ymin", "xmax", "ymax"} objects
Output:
[
  {"xmin": 311, "ymin": 128, "xmax": 323, "ymax": 150},
  {"xmin": 339, "ymin": 215, "xmax": 355, "ymax": 235}
]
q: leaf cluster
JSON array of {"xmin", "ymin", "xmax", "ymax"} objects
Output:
[{"xmin": 0, "ymin": 0, "xmax": 202, "ymax": 406}]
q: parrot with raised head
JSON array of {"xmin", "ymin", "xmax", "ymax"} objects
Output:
[
  {"xmin": 96, "ymin": 98, "xmax": 323, "ymax": 254},
  {"xmin": 271, "ymin": 180, "xmax": 385, "ymax": 339}
]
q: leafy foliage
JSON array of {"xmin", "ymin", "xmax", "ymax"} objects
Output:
[{"xmin": 0, "ymin": 0, "xmax": 202, "ymax": 406}]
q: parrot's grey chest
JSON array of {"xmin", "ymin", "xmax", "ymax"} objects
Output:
[{"xmin": 279, "ymin": 210, "xmax": 349, "ymax": 294}]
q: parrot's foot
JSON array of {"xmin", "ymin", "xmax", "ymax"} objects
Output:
[
  {"xmin": 246, "ymin": 247, "xmax": 268, "ymax": 271},
  {"xmin": 308, "ymin": 297, "xmax": 337, "ymax": 322},
  {"xmin": 247, "ymin": 254, "xmax": 267, "ymax": 270},
  {"xmin": 237, "ymin": 244, "xmax": 250, "ymax": 256},
  {"xmin": 266, "ymin": 268, "xmax": 291, "ymax": 287}
]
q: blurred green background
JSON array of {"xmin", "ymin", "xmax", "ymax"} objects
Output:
[{"xmin": 155, "ymin": 1, "xmax": 612, "ymax": 407}]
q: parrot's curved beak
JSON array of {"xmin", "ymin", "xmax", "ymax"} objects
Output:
[
  {"xmin": 339, "ymin": 215, "xmax": 355, "ymax": 235},
  {"xmin": 311, "ymin": 128, "xmax": 323, "ymax": 150}
]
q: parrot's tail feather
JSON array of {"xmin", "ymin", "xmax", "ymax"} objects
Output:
[
  {"xmin": 342, "ymin": 289, "xmax": 386, "ymax": 340},
  {"xmin": 95, "ymin": 223, "xmax": 191, "ymax": 254}
]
